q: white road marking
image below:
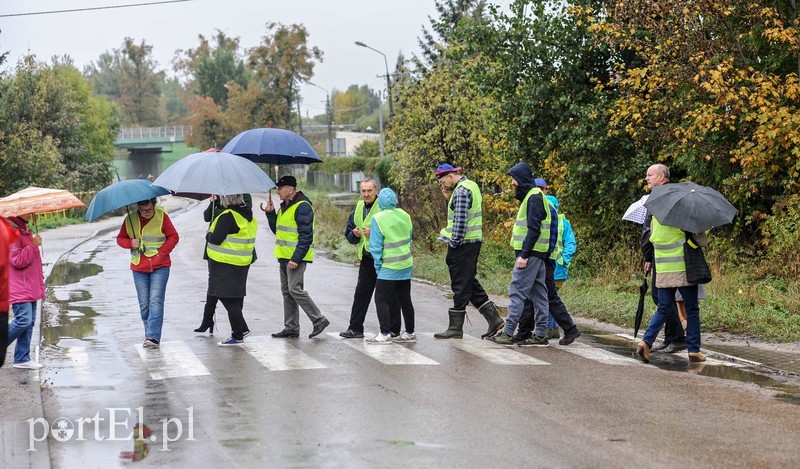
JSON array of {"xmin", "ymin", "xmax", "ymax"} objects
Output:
[
  {"xmin": 553, "ymin": 342, "xmax": 639, "ymax": 366},
  {"xmin": 135, "ymin": 341, "xmax": 211, "ymax": 380},
  {"xmin": 242, "ymin": 336, "xmax": 327, "ymax": 371},
  {"xmin": 330, "ymin": 333, "xmax": 439, "ymax": 365},
  {"xmin": 615, "ymin": 333, "xmax": 743, "ymax": 366},
  {"xmin": 420, "ymin": 334, "xmax": 550, "ymax": 365}
]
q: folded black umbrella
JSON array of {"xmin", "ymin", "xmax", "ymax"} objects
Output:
[{"xmin": 634, "ymin": 274, "xmax": 649, "ymax": 340}]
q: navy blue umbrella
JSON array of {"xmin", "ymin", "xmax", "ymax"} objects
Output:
[
  {"xmin": 221, "ymin": 128, "xmax": 322, "ymax": 165},
  {"xmin": 85, "ymin": 179, "xmax": 170, "ymax": 222}
]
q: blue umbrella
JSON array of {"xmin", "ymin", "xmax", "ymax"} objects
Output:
[
  {"xmin": 85, "ymin": 179, "xmax": 170, "ymax": 222},
  {"xmin": 151, "ymin": 151, "xmax": 276, "ymax": 196},
  {"xmin": 221, "ymin": 128, "xmax": 323, "ymax": 165}
]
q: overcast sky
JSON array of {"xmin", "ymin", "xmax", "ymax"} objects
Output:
[{"xmin": 0, "ymin": 0, "xmax": 494, "ymax": 118}]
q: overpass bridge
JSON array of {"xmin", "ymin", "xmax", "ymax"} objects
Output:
[{"xmin": 115, "ymin": 126, "xmax": 191, "ymax": 154}]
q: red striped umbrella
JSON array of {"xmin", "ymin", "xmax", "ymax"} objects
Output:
[{"xmin": 0, "ymin": 186, "xmax": 84, "ymax": 218}]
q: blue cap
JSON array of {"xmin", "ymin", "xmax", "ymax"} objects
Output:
[
  {"xmin": 534, "ymin": 177, "xmax": 548, "ymax": 188},
  {"xmin": 435, "ymin": 164, "xmax": 462, "ymax": 178}
]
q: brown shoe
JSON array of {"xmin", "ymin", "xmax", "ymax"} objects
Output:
[
  {"xmin": 635, "ymin": 341, "xmax": 650, "ymax": 363},
  {"xmin": 688, "ymin": 352, "xmax": 707, "ymax": 362}
]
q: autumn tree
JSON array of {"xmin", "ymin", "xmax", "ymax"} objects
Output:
[
  {"xmin": 173, "ymin": 30, "xmax": 250, "ymax": 109},
  {"xmin": 85, "ymin": 37, "xmax": 165, "ymax": 126},
  {"xmin": 247, "ymin": 22, "xmax": 323, "ymax": 129}
]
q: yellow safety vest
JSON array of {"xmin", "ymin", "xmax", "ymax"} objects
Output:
[
  {"xmin": 650, "ymin": 217, "xmax": 686, "ymax": 274},
  {"xmin": 439, "ymin": 178, "xmax": 483, "ymax": 242},
  {"xmin": 373, "ymin": 208, "xmax": 413, "ymax": 270},
  {"xmin": 550, "ymin": 213, "xmax": 566, "ymax": 263},
  {"xmin": 511, "ymin": 187, "xmax": 551, "ymax": 252},
  {"xmin": 274, "ymin": 200, "xmax": 315, "ymax": 262},
  {"xmin": 125, "ymin": 207, "xmax": 166, "ymax": 265},
  {"xmin": 207, "ymin": 209, "xmax": 257, "ymax": 266},
  {"xmin": 354, "ymin": 199, "xmax": 381, "ymax": 260}
]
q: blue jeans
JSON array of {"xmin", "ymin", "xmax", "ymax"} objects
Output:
[
  {"xmin": 9, "ymin": 301, "xmax": 37, "ymax": 363},
  {"xmin": 132, "ymin": 267, "xmax": 170, "ymax": 341},
  {"xmin": 643, "ymin": 285, "xmax": 701, "ymax": 352}
]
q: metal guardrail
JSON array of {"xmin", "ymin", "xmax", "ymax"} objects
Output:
[{"xmin": 117, "ymin": 126, "xmax": 192, "ymax": 140}]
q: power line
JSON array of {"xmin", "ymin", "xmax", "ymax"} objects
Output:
[{"xmin": 0, "ymin": 0, "xmax": 192, "ymax": 18}]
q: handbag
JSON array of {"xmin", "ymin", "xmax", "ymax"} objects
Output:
[{"xmin": 684, "ymin": 232, "xmax": 712, "ymax": 284}]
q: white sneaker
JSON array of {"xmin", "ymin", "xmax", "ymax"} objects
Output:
[
  {"xmin": 366, "ymin": 333, "xmax": 393, "ymax": 344},
  {"xmin": 393, "ymin": 332, "xmax": 417, "ymax": 343},
  {"xmin": 13, "ymin": 361, "xmax": 43, "ymax": 370}
]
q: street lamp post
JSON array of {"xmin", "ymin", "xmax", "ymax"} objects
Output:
[
  {"xmin": 307, "ymin": 81, "xmax": 333, "ymax": 142},
  {"xmin": 355, "ymin": 41, "xmax": 394, "ymax": 118}
]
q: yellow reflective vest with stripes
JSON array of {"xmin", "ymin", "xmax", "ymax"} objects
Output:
[
  {"xmin": 510, "ymin": 187, "xmax": 551, "ymax": 253},
  {"xmin": 126, "ymin": 207, "xmax": 166, "ymax": 265},
  {"xmin": 206, "ymin": 209, "xmax": 257, "ymax": 266},
  {"xmin": 439, "ymin": 179, "xmax": 482, "ymax": 242},
  {"xmin": 274, "ymin": 200, "xmax": 315, "ymax": 262},
  {"xmin": 650, "ymin": 217, "xmax": 686, "ymax": 274},
  {"xmin": 372, "ymin": 208, "xmax": 413, "ymax": 270}
]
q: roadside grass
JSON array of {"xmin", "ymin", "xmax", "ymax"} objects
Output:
[{"xmin": 309, "ymin": 188, "xmax": 800, "ymax": 343}]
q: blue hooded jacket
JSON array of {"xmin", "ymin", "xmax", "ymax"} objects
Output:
[
  {"xmin": 507, "ymin": 162, "xmax": 549, "ymax": 260},
  {"xmin": 546, "ymin": 195, "xmax": 577, "ymax": 281},
  {"xmin": 370, "ymin": 188, "xmax": 413, "ymax": 280}
]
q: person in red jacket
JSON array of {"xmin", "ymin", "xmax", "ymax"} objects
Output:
[
  {"xmin": 116, "ymin": 199, "xmax": 179, "ymax": 349},
  {"xmin": 1, "ymin": 217, "xmax": 20, "ymax": 368},
  {"xmin": 7, "ymin": 214, "xmax": 45, "ymax": 369}
]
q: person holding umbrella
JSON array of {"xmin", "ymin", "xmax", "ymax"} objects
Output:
[
  {"xmin": 261, "ymin": 176, "xmax": 330, "ymax": 339},
  {"xmin": 641, "ymin": 164, "xmax": 687, "ymax": 353},
  {"xmin": 206, "ymin": 194, "xmax": 258, "ymax": 346},
  {"xmin": 116, "ymin": 198, "xmax": 179, "ymax": 349},
  {"xmin": 6, "ymin": 213, "xmax": 45, "ymax": 369}
]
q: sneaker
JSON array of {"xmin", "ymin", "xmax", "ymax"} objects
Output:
[
  {"xmin": 547, "ymin": 327, "xmax": 560, "ymax": 339},
  {"xmin": 243, "ymin": 330, "xmax": 251, "ymax": 338},
  {"xmin": 366, "ymin": 333, "xmax": 393, "ymax": 344},
  {"xmin": 13, "ymin": 360, "xmax": 43, "ymax": 370},
  {"xmin": 518, "ymin": 335, "xmax": 549, "ymax": 347},
  {"xmin": 218, "ymin": 337, "xmax": 244, "ymax": 346},
  {"xmin": 487, "ymin": 332, "xmax": 516, "ymax": 346},
  {"xmin": 558, "ymin": 328, "xmax": 581, "ymax": 346},
  {"xmin": 651, "ymin": 341, "xmax": 670, "ymax": 352},
  {"xmin": 339, "ymin": 329, "xmax": 364, "ymax": 339},
  {"xmin": 393, "ymin": 332, "xmax": 417, "ymax": 343},
  {"xmin": 309, "ymin": 318, "xmax": 330, "ymax": 338},
  {"xmin": 143, "ymin": 338, "xmax": 160, "ymax": 348},
  {"xmin": 663, "ymin": 341, "xmax": 688, "ymax": 354}
]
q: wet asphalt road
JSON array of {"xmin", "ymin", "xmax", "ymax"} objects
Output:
[{"xmin": 36, "ymin": 196, "xmax": 800, "ymax": 468}]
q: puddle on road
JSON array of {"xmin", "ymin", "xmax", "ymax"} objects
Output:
[
  {"xmin": 582, "ymin": 327, "xmax": 800, "ymax": 405},
  {"xmin": 42, "ymin": 260, "xmax": 103, "ymax": 347}
]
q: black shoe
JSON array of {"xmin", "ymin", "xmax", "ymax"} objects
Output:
[
  {"xmin": 558, "ymin": 328, "xmax": 581, "ymax": 346},
  {"xmin": 663, "ymin": 341, "xmax": 688, "ymax": 353},
  {"xmin": 243, "ymin": 330, "xmax": 251, "ymax": 338},
  {"xmin": 309, "ymin": 318, "xmax": 330, "ymax": 338},
  {"xmin": 339, "ymin": 329, "xmax": 364, "ymax": 339},
  {"xmin": 271, "ymin": 329, "xmax": 299, "ymax": 338},
  {"xmin": 651, "ymin": 341, "xmax": 670, "ymax": 352}
]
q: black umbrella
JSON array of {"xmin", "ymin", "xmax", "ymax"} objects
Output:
[
  {"xmin": 634, "ymin": 274, "xmax": 649, "ymax": 340},
  {"xmin": 643, "ymin": 182, "xmax": 737, "ymax": 233}
]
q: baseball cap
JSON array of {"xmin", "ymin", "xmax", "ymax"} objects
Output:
[
  {"xmin": 276, "ymin": 175, "xmax": 297, "ymax": 188},
  {"xmin": 534, "ymin": 177, "xmax": 548, "ymax": 188},
  {"xmin": 435, "ymin": 164, "xmax": 462, "ymax": 179}
]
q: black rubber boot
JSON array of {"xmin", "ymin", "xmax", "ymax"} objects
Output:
[
  {"xmin": 434, "ymin": 308, "xmax": 466, "ymax": 339},
  {"xmin": 478, "ymin": 301, "xmax": 505, "ymax": 339}
]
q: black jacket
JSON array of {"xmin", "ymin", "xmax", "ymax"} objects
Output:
[
  {"xmin": 266, "ymin": 191, "xmax": 315, "ymax": 263},
  {"xmin": 507, "ymin": 162, "xmax": 548, "ymax": 260}
]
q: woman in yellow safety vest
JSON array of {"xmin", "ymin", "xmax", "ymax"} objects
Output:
[
  {"xmin": 206, "ymin": 194, "xmax": 258, "ymax": 346},
  {"xmin": 116, "ymin": 198, "xmax": 179, "ymax": 349}
]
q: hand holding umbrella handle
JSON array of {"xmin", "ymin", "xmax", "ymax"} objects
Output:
[{"xmin": 260, "ymin": 199, "xmax": 274, "ymax": 213}]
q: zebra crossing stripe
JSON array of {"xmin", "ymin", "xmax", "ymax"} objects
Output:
[
  {"xmin": 136, "ymin": 341, "xmax": 211, "ymax": 380},
  {"xmin": 552, "ymin": 342, "xmax": 639, "ymax": 366},
  {"xmin": 614, "ymin": 333, "xmax": 741, "ymax": 366},
  {"xmin": 439, "ymin": 334, "xmax": 550, "ymax": 365},
  {"xmin": 242, "ymin": 336, "xmax": 327, "ymax": 371},
  {"xmin": 329, "ymin": 333, "xmax": 439, "ymax": 365}
]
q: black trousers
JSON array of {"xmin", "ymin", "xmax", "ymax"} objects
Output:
[
  {"xmin": 206, "ymin": 295, "xmax": 248, "ymax": 333},
  {"xmin": 347, "ymin": 251, "xmax": 378, "ymax": 334},
  {"xmin": 375, "ymin": 279, "xmax": 414, "ymax": 335},
  {"xmin": 219, "ymin": 297, "xmax": 246, "ymax": 340},
  {"xmin": 651, "ymin": 269, "xmax": 686, "ymax": 344},
  {"xmin": 518, "ymin": 259, "xmax": 577, "ymax": 338},
  {"xmin": 446, "ymin": 243, "xmax": 489, "ymax": 310}
]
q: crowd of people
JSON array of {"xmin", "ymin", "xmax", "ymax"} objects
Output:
[{"xmin": 1, "ymin": 161, "xmax": 706, "ymax": 367}]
